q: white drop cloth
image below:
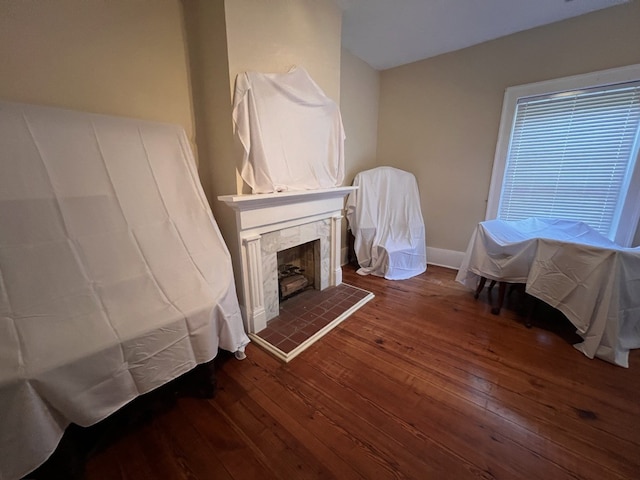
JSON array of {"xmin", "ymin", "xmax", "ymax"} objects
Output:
[
  {"xmin": 232, "ymin": 66, "xmax": 345, "ymax": 193},
  {"xmin": 0, "ymin": 101, "xmax": 250, "ymax": 479},
  {"xmin": 456, "ymin": 218, "xmax": 640, "ymax": 367},
  {"xmin": 346, "ymin": 167, "xmax": 427, "ymax": 280}
]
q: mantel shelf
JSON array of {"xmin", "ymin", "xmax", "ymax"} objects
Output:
[{"xmin": 218, "ymin": 187, "xmax": 356, "ymax": 212}]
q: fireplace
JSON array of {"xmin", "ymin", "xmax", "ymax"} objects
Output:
[
  {"xmin": 260, "ymin": 218, "xmax": 331, "ymax": 322},
  {"xmin": 277, "ymin": 240, "xmax": 319, "ymax": 299},
  {"xmin": 218, "ymin": 187, "xmax": 356, "ymax": 334}
]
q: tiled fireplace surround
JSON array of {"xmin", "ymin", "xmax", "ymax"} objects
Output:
[{"xmin": 219, "ymin": 187, "xmax": 360, "ymax": 358}]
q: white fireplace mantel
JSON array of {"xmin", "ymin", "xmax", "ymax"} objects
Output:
[
  {"xmin": 219, "ymin": 187, "xmax": 356, "ymax": 234},
  {"xmin": 219, "ymin": 187, "xmax": 356, "ymax": 334}
]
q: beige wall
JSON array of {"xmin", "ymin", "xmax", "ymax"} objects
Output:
[
  {"xmin": 377, "ymin": 1, "xmax": 640, "ymax": 253},
  {"xmin": 182, "ymin": 0, "xmax": 245, "ymax": 300},
  {"xmin": 182, "ymin": 0, "xmax": 234, "ymax": 225},
  {"xmin": 340, "ymin": 48, "xmax": 380, "ymax": 185},
  {"xmin": 225, "ymin": 0, "xmax": 342, "ymax": 104},
  {"xmin": 339, "ymin": 47, "xmax": 380, "ymax": 252},
  {"xmin": 183, "ymin": 0, "xmax": 343, "ymax": 297},
  {"xmin": 0, "ymin": 0, "xmax": 194, "ymax": 140}
]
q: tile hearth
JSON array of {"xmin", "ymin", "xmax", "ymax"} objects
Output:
[{"xmin": 252, "ymin": 283, "xmax": 373, "ymax": 362}]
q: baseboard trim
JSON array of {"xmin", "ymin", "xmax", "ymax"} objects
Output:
[
  {"xmin": 341, "ymin": 246, "xmax": 464, "ymax": 270},
  {"xmin": 427, "ymin": 247, "xmax": 465, "ymax": 270}
]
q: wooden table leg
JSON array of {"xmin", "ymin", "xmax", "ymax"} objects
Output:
[
  {"xmin": 491, "ymin": 281, "xmax": 507, "ymax": 315},
  {"xmin": 525, "ymin": 294, "xmax": 535, "ymax": 328},
  {"xmin": 474, "ymin": 277, "xmax": 487, "ymax": 299}
]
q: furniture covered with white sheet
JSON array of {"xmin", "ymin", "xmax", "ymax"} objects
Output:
[
  {"xmin": 0, "ymin": 101, "xmax": 250, "ymax": 479},
  {"xmin": 456, "ymin": 218, "xmax": 640, "ymax": 367},
  {"xmin": 346, "ymin": 166, "xmax": 427, "ymax": 280},
  {"xmin": 232, "ymin": 66, "xmax": 345, "ymax": 193}
]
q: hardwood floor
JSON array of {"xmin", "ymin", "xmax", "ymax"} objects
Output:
[{"xmin": 84, "ymin": 265, "xmax": 640, "ymax": 480}]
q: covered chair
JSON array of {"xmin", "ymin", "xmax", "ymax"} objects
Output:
[{"xmin": 346, "ymin": 166, "xmax": 427, "ymax": 280}]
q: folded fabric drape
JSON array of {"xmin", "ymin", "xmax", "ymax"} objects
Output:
[
  {"xmin": 232, "ymin": 66, "xmax": 345, "ymax": 193},
  {"xmin": 346, "ymin": 166, "xmax": 427, "ymax": 280},
  {"xmin": 0, "ymin": 101, "xmax": 250, "ymax": 479},
  {"xmin": 456, "ymin": 218, "xmax": 640, "ymax": 367}
]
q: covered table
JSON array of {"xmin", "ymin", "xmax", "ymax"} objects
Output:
[{"xmin": 456, "ymin": 218, "xmax": 640, "ymax": 367}]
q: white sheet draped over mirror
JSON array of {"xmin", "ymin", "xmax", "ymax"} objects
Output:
[{"xmin": 232, "ymin": 66, "xmax": 345, "ymax": 194}]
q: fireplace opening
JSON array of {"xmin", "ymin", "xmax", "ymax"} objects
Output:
[{"xmin": 277, "ymin": 240, "xmax": 320, "ymax": 301}]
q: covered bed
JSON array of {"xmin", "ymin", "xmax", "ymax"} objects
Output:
[{"xmin": 0, "ymin": 101, "xmax": 250, "ymax": 479}]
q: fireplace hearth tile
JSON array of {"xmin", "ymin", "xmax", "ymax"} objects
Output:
[{"xmin": 250, "ymin": 283, "xmax": 374, "ymax": 360}]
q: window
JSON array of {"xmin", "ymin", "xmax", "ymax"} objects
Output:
[{"xmin": 486, "ymin": 65, "xmax": 640, "ymax": 246}]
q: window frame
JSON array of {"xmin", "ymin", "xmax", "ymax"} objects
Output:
[{"xmin": 486, "ymin": 64, "xmax": 640, "ymax": 246}]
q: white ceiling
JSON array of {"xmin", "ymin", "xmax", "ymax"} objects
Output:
[{"xmin": 338, "ymin": 0, "xmax": 630, "ymax": 70}]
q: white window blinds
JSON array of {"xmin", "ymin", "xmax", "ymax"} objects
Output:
[{"xmin": 498, "ymin": 81, "xmax": 640, "ymax": 239}]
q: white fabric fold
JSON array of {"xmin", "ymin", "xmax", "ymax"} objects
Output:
[
  {"xmin": 346, "ymin": 166, "xmax": 427, "ymax": 280},
  {"xmin": 0, "ymin": 101, "xmax": 250, "ymax": 480},
  {"xmin": 456, "ymin": 218, "xmax": 640, "ymax": 367},
  {"xmin": 232, "ymin": 66, "xmax": 345, "ymax": 193}
]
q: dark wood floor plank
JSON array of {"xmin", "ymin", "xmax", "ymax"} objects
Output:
[
  {"xmin": 288, "ymin": 356, "xmax": 496, "ymax": 479},
  {"xmin": 347, "ymin": 268, "xmax": 640, "ymax": 414},
  {"xmin": 310, "ymin": 332, "xmax": 597, "ymax": 480},
  {"xmin": 85, "ymin": 421, "xmax": 188, "ymax": 480},
  {"xmin": 225, "ymin": 353, "xmax": 462, "ymax": 479},
  {"xmin": 216, "ymin": 363, "xmax": 367, "ymax": 479},
  {"xmin": 323, "ymin": 325, "xmax": 633, "ymax": 480},
  {"xmin": 337, "ymin": 269, "xmax": 640, "ymax": 477},
  {"xmin": 212, "ymin": 374, "xmax": 335, "ymax": 480},
  {"xmin": 84, "ymin": 265, "xmax": 640, "ymax": 480},
  {"xmin": 169, "ymin": 399, "xmax": 269, "ymax": 480},
  {"xmin": 341, "ymin": 302, "xmax": 640, "ymax": 450}
]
